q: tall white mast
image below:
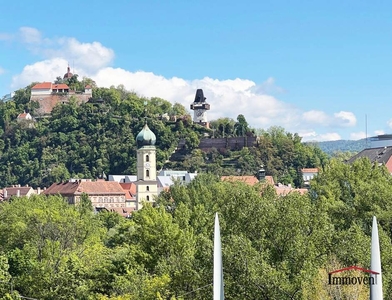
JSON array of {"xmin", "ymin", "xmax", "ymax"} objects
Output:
[
  {"xmin": 370, "ymin": 216, "xmax": 383, "ymax": 300},
  {"xmin": 213, "ymin": 213, "xmax": 224, "ymax": 300}
]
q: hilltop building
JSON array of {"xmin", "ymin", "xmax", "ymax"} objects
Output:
[
  {"xmin": 30, "ymin": 67, "xmax": 92, "ymax": 115},
  {"xmin": 63, "ymin": 65, "xmax": 73, "ymax": 80},
  {"xmin": 190, "ymin": 89, "xmax": 210, "ymax": 128}
]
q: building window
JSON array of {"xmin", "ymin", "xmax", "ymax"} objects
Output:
[
  {"xmin": 146, "ymin": 195, "xmax": 150, "ymax": 201},
  {"xmin": 146, "ymin": 155, "xmax": 149, "ymax": 162},
  {"xmin": 146, "ymin": 170, "xmax": 150, "ymax": 177},
  {"xmin": 146, "ymin": 186, "xmax": 150, "ymax": 191}
]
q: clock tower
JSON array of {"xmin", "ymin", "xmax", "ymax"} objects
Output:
[
  {"xmin": 135, "ymin": 122, "xmax": 158, "ymax": 210},
  {"xmin": 190, "ymin": 89, "xmax": 211, "ymax": 128}
]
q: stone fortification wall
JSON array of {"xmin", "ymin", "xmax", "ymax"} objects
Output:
[
  {"xmin": 31, "ymin": 93, "xmax": 91, "ymax": 115},
  {"xmin": 178, "ymin": 136, "xmax": 258, "ymax": 151}
]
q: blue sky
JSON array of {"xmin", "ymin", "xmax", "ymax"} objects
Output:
[{"xmin": 1, "ymin": 0, "xmax": 392, "ymax": 141}]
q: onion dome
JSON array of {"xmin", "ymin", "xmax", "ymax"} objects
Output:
[
  {"xmin": 63, "ymin": 66, "xmax": 73, "ymax": 79},
  {"xmin": 136, "ymin": 123, "xmax": 156, "ymax": 148}
]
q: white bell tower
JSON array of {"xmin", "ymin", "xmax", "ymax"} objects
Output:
[{"xmin": 135, "ymin": 122, "xmax": 158, "ymax": 210}]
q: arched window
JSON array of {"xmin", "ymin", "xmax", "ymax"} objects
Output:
[
  {"xmin": 146, "ymin": 170, "xmax": 150, "ymax": 177},
  {"xmin": 146, "ymin": 195, "xmax": 150, "ymax": 201},
  {"xmin": 146, "ymin": 155, "xmax": 149, "ymax": 162},
  {"xmin": 146, "ymin": 186, "xmax": 150, "ymax": 191}
]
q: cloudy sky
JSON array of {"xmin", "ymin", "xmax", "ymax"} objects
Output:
[{"xmin": 1, "ymin": 1, "xmax": 392, "ymax": 141}]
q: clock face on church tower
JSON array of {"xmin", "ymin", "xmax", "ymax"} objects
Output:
[
  {"xmin": 144, "ymin": 162, "xmax": 151, "ymax": 169},
  {"xmin": 196, "ymin": 110, "xmax": 204, "ymax": 117}
]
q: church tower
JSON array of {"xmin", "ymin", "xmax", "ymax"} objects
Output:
[
  {"xmin": 190, "ymin": 89, "xmax": 211, "ymax": 128},
  {"xmin": 135, "ymin": 122, "xmax": 158, "ymax": 210}
]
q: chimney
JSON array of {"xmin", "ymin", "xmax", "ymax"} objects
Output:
[
  {"xmin": 37, "ymin": 187, "xmax": 41, "ymax": 195},
  {"xmin": 257, "ymin": 168, "xmax": 266, "ymax": 181},
  {"xmin": 3, "ymin": 189, "xmax": 7, "ymax": 199},
  {"xmin": 17, "ymin": 190, "xmax": 20, "ymax": 197}
]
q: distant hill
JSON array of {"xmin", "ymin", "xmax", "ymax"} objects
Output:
[{"xmin": 305, "ymin": 138, "xmax": 369, "ymax": 155}]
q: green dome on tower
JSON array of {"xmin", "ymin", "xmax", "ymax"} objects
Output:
[{"xmin": 136, "ymin": 123, "xmax": 156, "ymax": 148}]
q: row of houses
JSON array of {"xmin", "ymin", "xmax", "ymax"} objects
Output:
[{"xmin": 0, "ymin": 168, "xmax": 318, "ymax": 217}]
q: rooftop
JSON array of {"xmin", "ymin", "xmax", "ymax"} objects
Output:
[
  {"xmin": 347, "ymin": 146, "xmax": 392, "ymax": 166},
  {"xmin": 44, "ymin": 180, "xmax": 125, "ymax": 195}
]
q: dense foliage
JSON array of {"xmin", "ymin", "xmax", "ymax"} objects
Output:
[
  {"xmin": 0, "ymin": 83, "xmax": 327, "ymax": 188},
  {"xmin": 0, "ymin": 158, "xmax": 391, "ymax": 299}
]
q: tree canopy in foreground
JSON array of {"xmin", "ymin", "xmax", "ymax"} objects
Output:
[{"xmin": 0, "ymin": 158, "xmax": 391, "ymax": 299}]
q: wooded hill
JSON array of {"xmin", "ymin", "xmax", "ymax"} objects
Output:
[
  {"xmin": 0, "ymin": 79, "xmax": 327, "ymax": 188},
  {"xmin": 309, "ymin": 138, "xmax": 367, "ymax": 156}
]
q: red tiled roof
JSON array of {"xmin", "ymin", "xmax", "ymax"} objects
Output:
[
  {"xmin": 31, "ymin": 82, "xmax": 52, "ymax": 89},
  {"xmin": 264, "ymin": 176, "xmax": 275, "ymax": 185},
  {"xmin": 52, "ymin": 83, "xmax": 69, "ymax": 89},
  {"xmin": 221, "ymin": 176, "xmax": 259, "ymax": 186},
  {"xmin": 17, "ymin": 113, "xmax": 28, "ymax": 119},
  {"xmin": 44, "ymin": 180, "xmax": 125, "ymax": 196},
  {"xmin": 44, "ymin": 181, "xmax": 79, "ymax": 195},
  {"xmin": 77, "ymin": 181, "xmax": 124, "ymax": 194},
  {"xmin": 301, "ymin": 168, "xmax": 319, "ymax": 173},
  {"xmin": 31, "ymin": 82, "xmax": 70, "ymax": 90},
  {"xmin": 119, "ymin": 182, "xmax": 137, "ymax": 200},
  {"xmin": 85, "ymin": 85, "xmax": 92, "ymax": 89},
  {"xmin": 3, "ymin": 187, "xmax": 32, "ymax": 197}
]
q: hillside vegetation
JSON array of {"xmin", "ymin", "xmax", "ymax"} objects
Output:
[
  {"xmin": 0, "ymin": 80, "xmax": 327, "ymax": 188},
  {"xmin": 309, "ymin": 138, "xmax": 368, "ymax": 156}
]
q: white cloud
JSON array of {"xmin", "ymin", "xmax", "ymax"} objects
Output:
[
  {"xmin": 334, "ymin": 111, "xmax": 356, "ymax": 127},
  {"xmin": 387, "ymin": 119, "xmax": 392, "ymax": 129},
  {"xmin": 302, "ymin": 110, "xmax": 357, "ymax": 128},
  {"xmin": 44, "ymin": 38, "xmax": 114, "ymax": 73},
  {"xmin": 12, "ymin": 58, "xmax": 70, "ymax": 87},
  {"xmin": 19, "ymin": 27, "xmax": 42, "ymax": 44},
  {"xmin": 0, "ymin": 33, "xmax": 13, "ymax": 41},
  {"xmin": 249, "ymin": 77, "xmax": 285, "ymax": 94},
  {"xmin": 318, "ymin": 133, "xmax": 342, "ymax": 141},
  {"xmin": 0, "ymin": 67, "xmax": 4, "ymax": 75},
  {"xmin": 299, "ymin": 130, "xmax": 341, "ymax": 142},
  {"xmin": 350, "ymin": 131, "xmax": 366, "ymax": 140},
  {"xmin": 374, "ymin": 130, "xmax": 384, "ymax": 135},
  {"xmin": 302, "ymin": 110, "xmax": 329, "ymax": 125}
]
